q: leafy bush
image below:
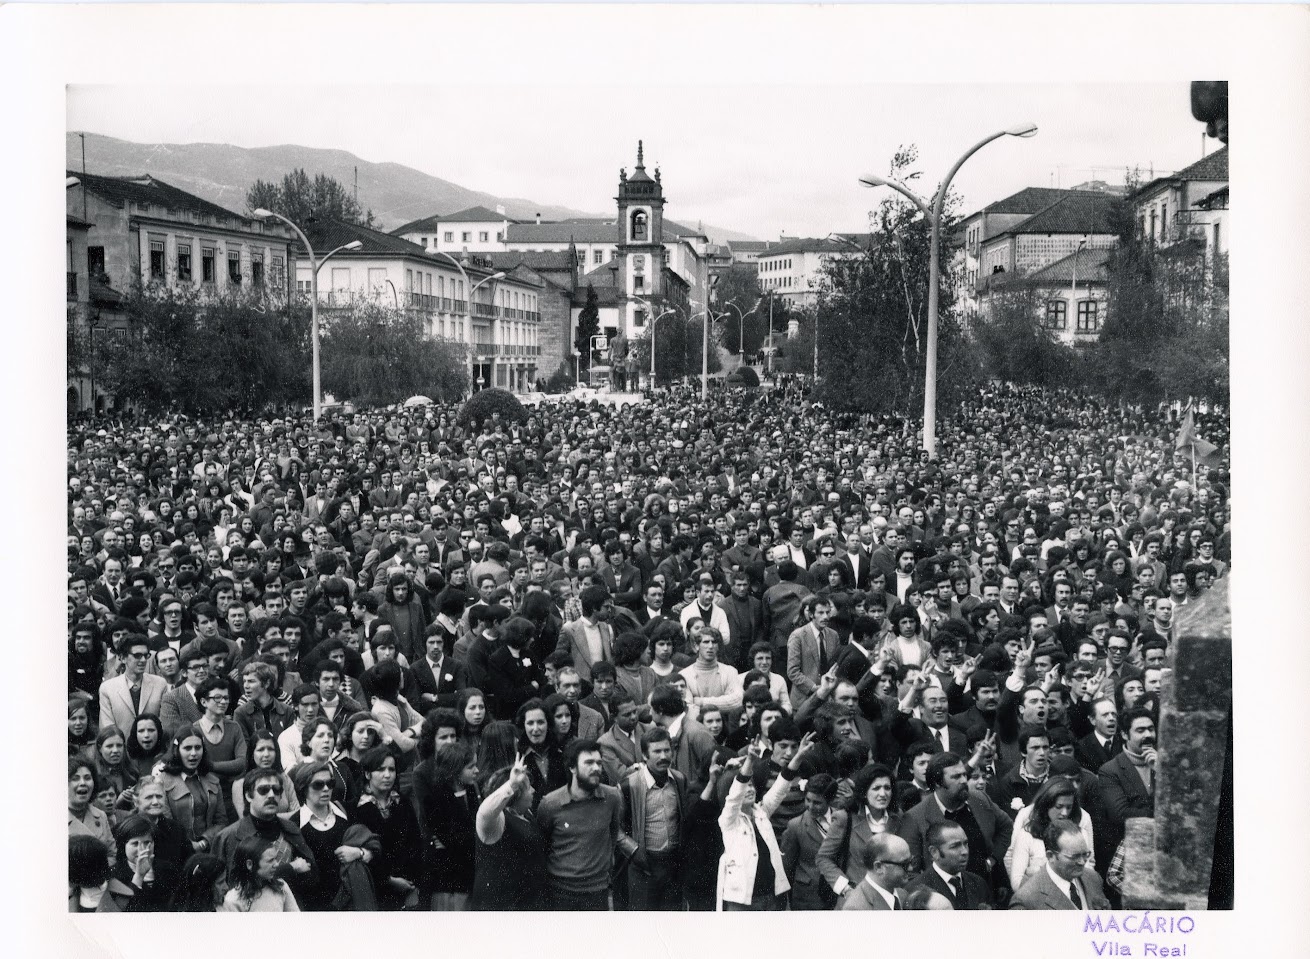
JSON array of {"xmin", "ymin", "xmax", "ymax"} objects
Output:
[
  {"xmin": 457, "ymin": 387, "xmax": 528, "ymax": 428},
  {"xmin": 542, "ymin": 360, "xmax": 576, "ymax": 394},
  {"xmin": 726, "ymin": 365, "xmax": 761, "ymax": 388}
]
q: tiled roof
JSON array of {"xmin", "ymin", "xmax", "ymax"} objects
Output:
[
  {"xmin": 392, "ymin": 205, "xmax": 515, "ymax": 236},
  {"xmin": 973, "ymin": 187, "xmax": 1100, "ymax": 218},
  {"xmin": 727, "ymin": 240, "xmax": 772, "ymax": 253},
  {"xmin": 664, "ymin": 219, "xmax": 708, "ymax": 239},
  {"xmin": 1130, "ymin": 147, "xmax": 1228, "ymax": 200},
  {"xmin": 507, "ymin": 219, "xmax": 616, "ymax": 243},
  {"xmin": 757, "ymin": 237, "xmax": 848, "ymax": 256},
  {"xmin": 988, "ymin": 248, "xmax": 1111, "ymax": 289},
  {"xmin": 995, "ymin": 194, "xmax": 1122, "ymax": 238},
  {"xmin": 580, "ymin": 261, "xmax": 621, "ymax": 287},
  {"xmin": 573, "ymin": 282, "xmax": 622, "ymax": 307},
  {"xmin": 482, "ymin": 250, "xmax": 576, "ymax": 273},
  {"xmin": 302, "ymin": 219, "xmax": 433, "ymax": 259},
  {"xmin": 69, "ymin": 170, "xmax": 250, "ymax": 224}
]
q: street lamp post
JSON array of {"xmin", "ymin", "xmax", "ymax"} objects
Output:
[
  {"xmin": 859, "ymin": 122, "xmax": 1036, "ymax": 458},
  {"xmin": 431, "ymin": 249, "xmax": 504, "ymax": 393},
  {"xmin": 721, "ymin": 300, "xmax": 761, "ymax": 358},
  {"xmin": 641, "ymin": 304, "xmax": 676, "ymax": 384},
  {"xmin": 252, "ymin": 208, "xmax": 361, "ymax": 421}
]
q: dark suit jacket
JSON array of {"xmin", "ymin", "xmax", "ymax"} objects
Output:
[
  {"xmin": 842, "ymin": 548, "xmax": 872, "ymax": 591},
  {"xmin": 908, "ymin": 863, "xmax": 992, "ymax": 910},
  {"xmin": 1075, "ymin": 732, "xmax": 1121, "ymax": 772},
  {"xmin": 409, "ymin": 655, "xmax": 469, "ymax": 710},
  {"xmin": 780, "ymin": 809, "xmax": 830, "ymax": 898},
  {"xmin": 898, "ymin": 791, "xmax": 1014, "ymax": 877},
  {"xmin": 601, "ymin": 562, "xmax": 643, "ymax": 609},
  {"xmin": 1097, "ymin": 751, "xmax": 1154, "ymax": 851},
  {"xmin": 890, "ymin": 712, "xmax": 971, "ymax": 759},
  {"xmin": 1009, "ymin": 864, "xmax": 1110, "ymax": 910},
  {"xmin": 598, "ymin": 723, "xmax": 645, "ymax": 785}
]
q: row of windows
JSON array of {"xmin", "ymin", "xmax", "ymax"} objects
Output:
[
  {"xmin": 1045, "ymin": 299, "xmax": 1100, "ymax": 332},
  {"xmin": 763, "ymin": 276, "xmax": 794, "ymax": 289},
  {"xmin": 147, "ymin": 239, "xmax": 280, "ymax": 288},
  {"xmin": 424, "ymin": 230, "xmax": 504, "ymax": 245},
  {"xmin": 760, "ymin": 258, "xmax": 793, "ymax": 272}
]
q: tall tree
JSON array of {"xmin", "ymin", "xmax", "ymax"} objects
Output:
[
  {"xmin": 97, "ymin": 286, "xmax": 311, "ymax": 414},
  {"xmin": 807, "ymin": 145, "xmax": 971, "ymax": 413},
  {"xmin": 712, "ymin": 263, "xmax": 768, "ymax": 355},
  {"xmin": 574, "ymin": 285, "xmax": 601, "ymax": 379},
  {"xmin": 246, "ymin": 168, "xmax": 375, "ymax": 227},
  {"xmin": 971, "ymin": 288, "xmax": 1078, "ymax": 388},
  {"xmin": 320, "ymin": 302, "xmax": 467, "ymax": 405}
]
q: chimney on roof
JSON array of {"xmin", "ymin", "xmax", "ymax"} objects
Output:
[
  {"xmin": 535, "ymin": 213, "xmax": 541, "ymax": 225},
  {"xmin": 496, "ymin": 204, "xmax": 506, "ymax": 216}
]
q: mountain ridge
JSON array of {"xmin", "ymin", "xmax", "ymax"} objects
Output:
[{"xmin": 66, "ymin": 132, "xmax": 757, "ymax": 243}]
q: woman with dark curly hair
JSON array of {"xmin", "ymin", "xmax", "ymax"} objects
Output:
[
  {"xmin": 170, "ymin": 853, "xmax": 228, "ymax": 911},
  {"xmin": 354, "ymin": 745, "xmax": 423, "ymax": 910},
  {"xmin": 816, "ymin": 762, "xmax": 902, "ymax": 899},
  {"xmin": 513, "ymin": 697, "xmax": 566, "ymax": 808}
]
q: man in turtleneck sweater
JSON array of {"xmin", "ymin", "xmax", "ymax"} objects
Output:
[{"xmin": 680, "ymin": 627, "xmax": 743, "ymax": 713}]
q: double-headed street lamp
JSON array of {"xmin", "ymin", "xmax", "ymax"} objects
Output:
[
  {"xmin": 253, "ymin": 208, "xmax": 361, "ymax": 421},
  {"xmin": 721, "ymin": 300, "xmax": 761, "ymax": 357},
  {"xmin": 859, "ymin": 122, "xmax": 1037, "ymax": 459},
  {"xmin": 430, "ymin": 249, "xmax": 504, "ymax": 392}
]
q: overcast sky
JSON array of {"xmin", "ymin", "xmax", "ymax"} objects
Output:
[{"xmin": 68, "ymin": 82, "xmax": 1206, "ymax": 240}]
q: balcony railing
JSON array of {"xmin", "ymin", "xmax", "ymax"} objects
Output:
[
  {"xmin": 67, "ymin": 272, "xmax": 78, "ymax": 300},
  {"xmin": 473, "ymin": 302, "xmax": 497, "ymax": 318},
  {"xmin": 405, "ymin": 291, "xmax": 439, "ymax": 311}
]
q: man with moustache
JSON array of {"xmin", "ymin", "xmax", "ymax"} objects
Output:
[{"xmin": 619, "ymin": 727, "xmax": 696, "ymax": 910}]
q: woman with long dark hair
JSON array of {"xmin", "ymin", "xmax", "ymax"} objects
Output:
[
  {"xmin": 413, "ymin": 740, "xmax": 481, "ymax": 911},
  {"xmin": 221, "ymin": 835, "xmax": 300, "ymax": 912},
  {"xmin": 1005, "ymin": 775, "xmax": 1094, "ymax": 889},
  {"xmin": 103, "ymin": 815, "xmax": 170, "ymax": 911},
  {"xmin": 475, "ymin": 720, "xmax": 519, "ymax": 781},
  {"xmin": 125, "ymin": 713, "xmax": 168, "ymax": 776},
  {"xmin": 353, "ymin": 745, "xmax": 423, "ymax": 910},
  {"xmin": 513, "ymin": 697, "xmax": 566, "ymax": 809},
  {"xmin": 368, "ymin": 659, "xmax": 424, "ymax": 765},
  {"xmin": 68, "ymin": 697, "xmax": 94, "ymax": 757},
  {"xmin": 542, "ymin": 691, "xmax": 577, "ymax": 749},
  {"xmin": 156, "ymin": 729, "xmax": 228, "ymax": 854},
  {"xmin": 290, "ymin": 760, "xmax": 379, "ymax": 911},
  {"xmin": 457, "ymin": 687, "xmax": 488, "ymax": 747},
  {"xmin": 170, "ymin": 853, "xmax": 228, "ymax": 912}
]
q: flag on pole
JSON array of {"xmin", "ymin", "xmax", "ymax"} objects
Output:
[{"xmin": 1175, "ymin": 406, "xmax": 1222, "ymax": 466}]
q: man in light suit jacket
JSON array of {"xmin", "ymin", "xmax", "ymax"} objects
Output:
[
  {"xmin": 786, "ymin": 597, "xmax": 839, "ymax": 711},
  {"xmin": 1009, "ymin": 820, "xmax": 1110, "ymax": 910},
  {"xmin": 100, "ymin": 635, "xmax": 169, "ymax": 736},
  {"xmin": 841, "ymin": 834, "xmax": 913, "ymax": 910},
  {"xmin": 555, "ymin": 586, "xmax": 615, "ymax": 683}
]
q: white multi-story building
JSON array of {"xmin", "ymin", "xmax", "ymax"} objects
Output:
[
  {"xmin": 754, "ymin": 236, "xmax": 867, "ymax": 309},
  {"xmin": 294, "ymin": 221, "xmax": 546, "ymax": 393},
  {"xmin": 393, "ymin": 205, "xmax": 515, "ymax": 255},
  {"xmin": 1128, "ymin": 147, "xmax": 1227, "ymax": 262}
]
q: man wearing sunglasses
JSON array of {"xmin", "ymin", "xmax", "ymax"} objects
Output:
[
  {"xmin": 841, "ymin": 834, "xmax": 915, "ymax": 910},
  {"xmin": 214, "ymin": 768, "xmax": 318, "ymax": 907}
]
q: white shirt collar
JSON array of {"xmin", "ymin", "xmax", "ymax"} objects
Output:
[
  {"xmin": 863, "ymin": 874, "xmax": 899, "ymax": 909},
  {"xmin": 932, "ymin": 862, "xmax": 961, "ymax": 886},
  {"xmin": 667, "ymin": 714, "xmax": 684, "ymax": 739},
  {"xmin": 1045, "ymin": 863, "xmax": 1076, "ymax": 900},
  {"xmin": 300, "ymin": 801, "xmax": 346, "ymax": 829}
]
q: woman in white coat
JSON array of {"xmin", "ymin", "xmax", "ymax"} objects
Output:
[
  {"xmin": 1004, "ymin": 775, "xmax": 1095, "ymax": 891},
  {"xmin": 716, "ymin": 732, "xmax": 815, "ymax": 911}
]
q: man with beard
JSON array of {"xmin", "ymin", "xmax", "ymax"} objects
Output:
[
  {"xmin": 897, "ymin": 753, "xmax": 1013, "ymax": 901},
  {"xmin": 948, "ymin": 669, "xmax": 1002, "ymax": 741},
  {"xmin": 619, "ymin": 727, "xmax": 696, "ymax": 910},
  {"xmin": 536, "ymin": 738, "xmax": 634, "ymax": 910}
]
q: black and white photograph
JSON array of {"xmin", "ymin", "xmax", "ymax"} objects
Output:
[{"xmin": 5, "ymin": 3, "xmax": 1309, "ymax": 956}]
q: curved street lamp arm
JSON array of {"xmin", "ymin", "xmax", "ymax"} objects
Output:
[{"xmin": 932, "ymin": 129, "xmax": 1014, "ymax": 218}]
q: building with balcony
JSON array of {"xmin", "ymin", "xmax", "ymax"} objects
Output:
[
  {"xmin": 1128, "ymin": 147, "xmax": 1227, "ymax": 263},
  {"xmin": 293, "ymin": 220, "xmax": 546, "ymax": 394},
  {"xmin": 65, "ymin": 171, "xmax": 293, "ymax": 413}
]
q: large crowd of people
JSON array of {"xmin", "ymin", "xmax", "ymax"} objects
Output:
[{"xmin": 66, "ymin": 380, "xmax": 1229, "ymax": 912}]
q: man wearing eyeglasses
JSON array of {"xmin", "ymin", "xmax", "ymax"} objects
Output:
[
  {"xmin": 841, "ymin": 834, "xmax": 915, "ymax": 910},
  {"xmin": 1009, "ymin": 819, "xmax": 1109, "ymax": 910},
  {"xmin": 214, "ymin": 769, "xmax": 318, "ymax": 907},
  {"xmin": 99, "ymin": 634, "xmax": 169, "ymax": 736}
]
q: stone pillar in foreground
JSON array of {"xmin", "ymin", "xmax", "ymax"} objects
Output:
[{"xmin": 1120, "ymin": 579, "xmax": 1232, "ymax": 909}]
